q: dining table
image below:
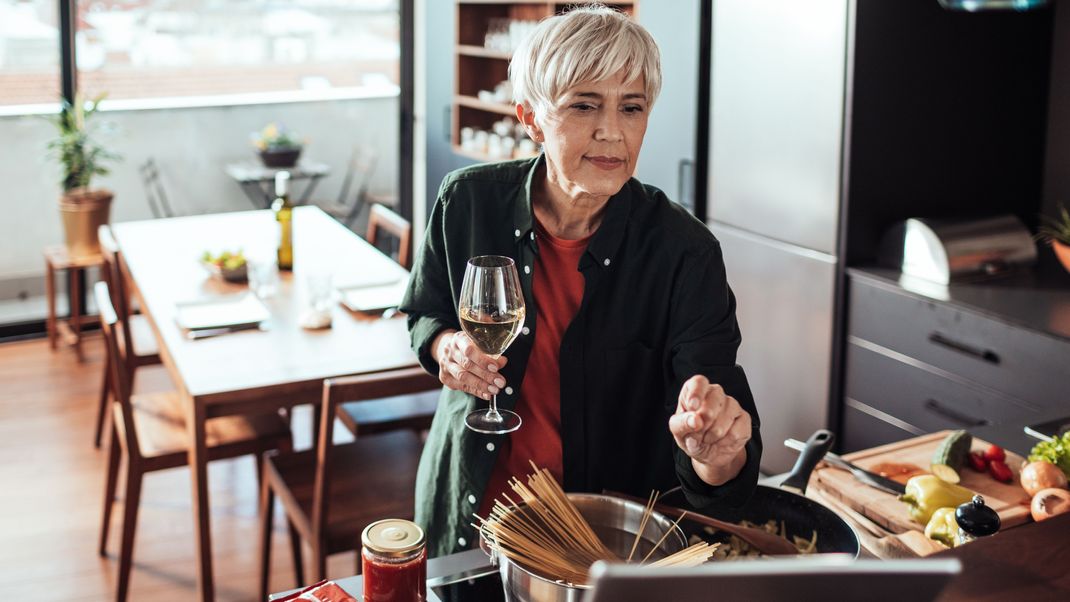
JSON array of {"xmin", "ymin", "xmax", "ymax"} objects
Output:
[{"xmin": 111, "ymin": 206, "xmax": 420, "ymax": 602}]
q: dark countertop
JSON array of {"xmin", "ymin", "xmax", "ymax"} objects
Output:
[
  {"xmin": 848, "ymin": 260, "xmax": 1070, "ymax": 344},
  {"xmin": 935, "ymin": 512, "xmax": 1070, "ymax": 601}
]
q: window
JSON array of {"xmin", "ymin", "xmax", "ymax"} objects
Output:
[
  {"xmin": 0, "ymin": 0, "xmax": 60, "ymax": 107},
  {"xmin": 74, "ymin": 0, "xmax": 399, "ymax": 103}
]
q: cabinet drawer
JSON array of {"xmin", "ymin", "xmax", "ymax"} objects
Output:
[
  {"xmin": 848, "ymin": 277, "xmax": 1070, "ymax": 412},
  {"xmin": 841, "ymin": 399, "xmax": 918, "ymax": 454},
  {"xmin": 845, "ymin": 342, "xmax": 1038, "ymax": 434}
]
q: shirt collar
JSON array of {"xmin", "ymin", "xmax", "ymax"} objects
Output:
[{"xmin": 513, "ymin": 153, "xmax": 632, "ymax": 269}]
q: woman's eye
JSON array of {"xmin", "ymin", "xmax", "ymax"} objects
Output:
[
  {"xmin": 623, "ymin": 104, "xmax": 645, "ymax": 114},
  {"xmin": 571, "ymin": 103, "xmax": 597, "ymax": 112}
]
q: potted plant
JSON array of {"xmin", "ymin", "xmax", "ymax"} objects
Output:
[
  {"xmin": 1038, "ymin": 205, "xmax": 1070, "ymax": 274},
  {"xmin": 252, "ymin": 122, "xmax": 304, "ymax": 168},
  {"xmin": 47, "ymin": 93, "xmax": 121, "ymax": 259}
]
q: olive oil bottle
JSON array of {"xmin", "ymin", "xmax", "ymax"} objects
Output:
[{"xmin": 272, "ymin": 171, "xmax": 293, "ymax": 270}]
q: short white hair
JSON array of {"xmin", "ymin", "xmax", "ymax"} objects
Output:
[{"xmin": 509, "ymin": 5, "xmax": 662, "ymax": 114}]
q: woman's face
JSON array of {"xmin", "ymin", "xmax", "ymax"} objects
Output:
[{"xmin": 521, "ymin": 72, "xmax": 649, "ymax": 201}]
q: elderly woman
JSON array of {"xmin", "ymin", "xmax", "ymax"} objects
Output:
[{"xmin": 400, "ymin": 6, "xmax": 762, "ymax": 557}]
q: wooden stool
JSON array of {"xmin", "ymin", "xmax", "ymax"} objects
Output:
[{"xmin": 44, "ymin": 245, "xmax": 103, "ymax": 359}]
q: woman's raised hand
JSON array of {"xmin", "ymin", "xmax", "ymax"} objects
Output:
[
  {"xmin": 668, "ymin": 374, "xmax": 751, "ymax": 486},
  {"xmin": 432, "ymin": 329, "xmax": 508, "ymax": 401}
]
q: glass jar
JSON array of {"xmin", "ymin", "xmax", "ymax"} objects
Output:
[{"xmin": 361, "ymin": 519, "xmax": 427, "ymax": 602}]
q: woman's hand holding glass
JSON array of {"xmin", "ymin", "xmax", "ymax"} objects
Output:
[{"xmin": 433, "ymin": 330, "xmax": 508, "ymax": 402}]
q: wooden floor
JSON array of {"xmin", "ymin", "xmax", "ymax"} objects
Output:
[{"xmin": 0, "ymin": 334, "xmax": 364, "ymax": 601}]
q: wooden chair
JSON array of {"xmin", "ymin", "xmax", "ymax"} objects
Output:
[
  {"xmin": 95, "ymin": 281, "xmax": 293, "ymax": 602},
  {"xmin": 93, "ymin": 226, "xmax": 162, "ymax": 448},
  {"xmin": 366, "ymin": 203, "xmax": 413, "ymax": 269},
  {"xmin": 335, "ymin": 205, "xmax": 438, "ymax": 437},
  {"xmin": 314, "ymin": 146, "xmax": 383, "ymax": 229},
  {"xmin": 258, "ymin": 367, "xmax": 438, "ymax": 598}
]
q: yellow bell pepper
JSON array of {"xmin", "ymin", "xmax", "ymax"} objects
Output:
[
  {"xmin": 923, "ymin": 506, "xmax": 959, "ymax": 547},
  {"xmin": 898, "ymin": 474, "xmax": 975, "ymax": 524}
]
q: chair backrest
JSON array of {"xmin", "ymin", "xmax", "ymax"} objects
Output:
[
  {"xmin": 366, "ymin": 204, "xmax": 413, "ymax": 269},
  {"xmin": 139, "ymin": 158, "xmax": 176, "ymax": 218},
  {"xmin": 336, "ymin": 146, "xmax": 378, "ymax": 210},
  {"xmin": 310, "ymin": 367, "xmax": 440, "ymax": 538},
  {"xmin": 94, "ymin": 280, "xmax": 143, "ymax": 461},
  {"xmin": 98, "ymin": 225, "xmax": 137, "ymax": 358}
]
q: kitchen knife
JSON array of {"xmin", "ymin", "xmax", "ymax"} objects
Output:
[{"xmin": 784, "ymin": 438, "xmax": 906, "ymax": 496}]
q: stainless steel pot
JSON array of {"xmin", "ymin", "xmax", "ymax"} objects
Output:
[{"xmin": 484, "ymin": 493, "xmax": 687, "ymax": 602}]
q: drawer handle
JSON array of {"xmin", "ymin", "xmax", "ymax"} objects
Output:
[
  {"xmin": 927, "ymin": 332, "xmax": 1000, "ymax": 365},
  {"xmin": 923, "ymin": 398, "xmax": 989, "ymax": 427}
]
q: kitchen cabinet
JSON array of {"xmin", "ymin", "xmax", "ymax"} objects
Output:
[
  {"xmin": 841, "ymin": 268, "xmax": 1070, "ymax": 453},
  {"xmin": 635, "ymin": 1, "xmax": 701, "ymax": 210}
]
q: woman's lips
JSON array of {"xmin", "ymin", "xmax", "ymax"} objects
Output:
[{"xmin": 586, "ymin": 156, "xmax": 625, "ymax": 170}]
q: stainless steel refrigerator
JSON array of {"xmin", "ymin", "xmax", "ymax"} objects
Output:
[{"xmin": 707, "ymin": 0, "xmax": 849, "ymax": 472}]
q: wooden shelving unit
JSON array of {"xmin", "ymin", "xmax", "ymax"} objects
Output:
[{"xmin": 453, "ymin": 1, "xmax": 636, "ymax": 162}]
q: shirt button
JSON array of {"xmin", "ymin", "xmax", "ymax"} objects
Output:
[
  {"xmin": 468, "ymin": 494, "xmax": 477, "ymax": 505},
  {"xmin": 604, "ymin": 258, "xmax": 611, "ymax": 266},
  {"xmin": 514, "ymin": 228, "xmax": 521, "ymax": 237},
  {"xmin": 522, "ymin": 326, "xmax": 530, "ymax": 335},
  {"xmin": 524, "ymin": 265, "xmax": 531, "ymax": 275},
  {"xmin": 505, "ymin": 386, "xmax": 514, "ymax": 395},
  {"xmin": 458, "ymin": 537, "xmax": 467, "ymax": 547},
  {"xmin": 486, "ymin": 442, "xmax": 496, "ymax": 452}
]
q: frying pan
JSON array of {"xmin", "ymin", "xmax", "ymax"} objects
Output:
[{"xmin": 661, "ymin": 429, "xmax": 860, "ymax": 557}]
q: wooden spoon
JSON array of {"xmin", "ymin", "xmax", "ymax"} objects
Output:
[{"xmin": 606, "ymin": 491, "xmax": 800, "ymax": 556}]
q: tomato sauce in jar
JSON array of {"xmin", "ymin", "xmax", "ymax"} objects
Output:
[{"xmin": 361, "ymin": 519, "xmax": 427, "ymax": 602}]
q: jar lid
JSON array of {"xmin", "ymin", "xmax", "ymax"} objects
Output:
[{"xmin": 362, "ymin": 519, "xmax": 426, "ymax": 558}]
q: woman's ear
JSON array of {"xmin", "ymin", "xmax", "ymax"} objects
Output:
[{"xmin": 515, "ymin": 103, "xmax": 544, "ymax": 143}]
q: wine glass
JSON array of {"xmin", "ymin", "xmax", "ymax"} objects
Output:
[{"xmin": 458, "ymin": 255, "xmax": 526, "ymax": 434}]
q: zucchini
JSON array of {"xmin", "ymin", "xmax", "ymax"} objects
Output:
[{"xmin": 931, "ymin": 430, "xmax": 972, "ymax": 484}]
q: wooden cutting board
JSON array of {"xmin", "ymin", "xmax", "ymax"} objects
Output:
[{"xmin": 811, "ymin": 431, "xmax": 1033, "ymax": 534}]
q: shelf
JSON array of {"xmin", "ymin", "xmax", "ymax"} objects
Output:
[
  {"xmin": 457, "ymin": 44, "xmax": 512, "ymax": 60},
  {"xmin": 455, "ymin": 95, "xmax": 516, "ymax": 116}
]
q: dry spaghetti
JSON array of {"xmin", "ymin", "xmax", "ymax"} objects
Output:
[{"xmin": 473, "ymin": 462, "xmax": 718, "ymax": 586}]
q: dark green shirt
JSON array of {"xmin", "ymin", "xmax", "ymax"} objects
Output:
[{"xmin": 400, "ymin": 155, "xmax": 762, "ymax": 558}]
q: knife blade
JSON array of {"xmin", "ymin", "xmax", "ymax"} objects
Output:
[
  {"xmin": 784, "ymin": 438, "xmax": 906, "ymax": 496},
  {"xmin": 185, "ymin": 322, "xmax": 264, "ymax": 340}
]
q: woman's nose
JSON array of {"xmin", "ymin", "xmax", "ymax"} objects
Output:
[{"xmin": 594, "ymin": 110, "xmax": 624, "ymax": 142}]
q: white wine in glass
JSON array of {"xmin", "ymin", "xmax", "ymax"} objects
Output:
[{"xmin": 459, "ymin": 255, "xmax": 526, "ymax": 434}]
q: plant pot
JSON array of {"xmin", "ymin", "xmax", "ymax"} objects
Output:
[
  {"xmin": 1053, "ymin": 240, "xmax": 1070, "ymax": 274},
  {"xmin": 58, "ymin": 188, "xmax": 113, "ymax": 259},
  {"xmin": 259, "ymin": 146, "xmax": 302, "ymax": 168}
]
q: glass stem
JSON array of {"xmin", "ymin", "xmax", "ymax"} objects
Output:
[{"xmin": 485, "ymin": 394, "xmax": 502, "ymax": 422}]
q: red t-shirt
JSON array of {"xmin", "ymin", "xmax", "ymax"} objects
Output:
[{"xmin": 477, "ymin": 219, "xmax": 591, "ymax": 518}]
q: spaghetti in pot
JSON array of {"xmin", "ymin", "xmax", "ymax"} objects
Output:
[{"xmin": 473, "ymin": 462, "xmax": 718, "ymax": 586}]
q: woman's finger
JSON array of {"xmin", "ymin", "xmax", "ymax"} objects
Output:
[{"xmin": 455, "ymin": 338, "xmax": 507, "ymax": 389}]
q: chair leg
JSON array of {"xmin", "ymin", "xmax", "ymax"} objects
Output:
[
  {"xmin": 115, "ymin": 467, "xmax": 143, "ymax": 602},
  {"xmin": 94, "ymin": 355, "xmax": 111, "ymax": 448},
  {"xmin": 289, "ymin": 521, "xmax": 305, "ymax": 587},
  {"xmin": 313, "ymin": 543, "xmax": 327, "ymax": 584},
  {"xmin": 258, "ymin": 470, "xmax": 274, "ymax": 602},
  {"xmin": 98, "ymin": 423, "xmax": 121, "ymax": 556}
]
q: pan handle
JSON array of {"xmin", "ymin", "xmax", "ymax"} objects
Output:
[{"xmin": 779, "ymin": 429, "xmax": 834, "ymax": 494}]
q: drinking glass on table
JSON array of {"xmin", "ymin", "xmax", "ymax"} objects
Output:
[
  {"xmin": 459, "ymin": 255, "xmax": 526, "ymax": 434},
  {"xmin": 248, "ymin": 258, "xmax": 279, "ymax": 299}
]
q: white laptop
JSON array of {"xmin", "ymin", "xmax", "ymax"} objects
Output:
[{"xmin": 587, "ymin": 556, "xmax": 961, "ymax": 602}]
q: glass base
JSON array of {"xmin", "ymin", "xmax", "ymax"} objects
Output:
[{"xmin": 465, "ymin": 408, "xmax": 522, "ymax": 434}]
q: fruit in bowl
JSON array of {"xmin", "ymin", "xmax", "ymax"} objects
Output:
[{"xmin": 201, "ymin": 250, "xmax": 248, "ymax": 283}]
